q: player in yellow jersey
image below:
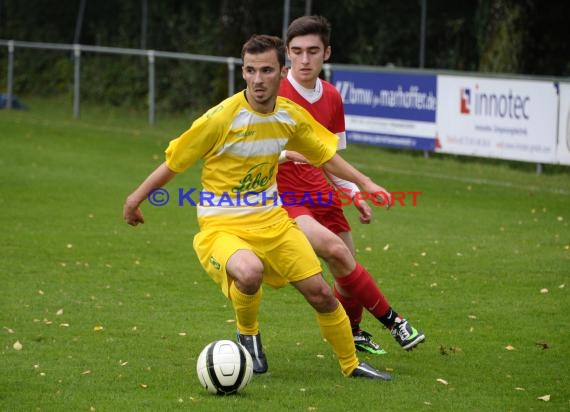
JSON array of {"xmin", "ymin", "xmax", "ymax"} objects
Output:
[{"xmin": 124, "ymin": 34, "xmax": 391, "ymax": 380}]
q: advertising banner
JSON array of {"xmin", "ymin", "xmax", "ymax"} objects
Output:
[
  {"xmin": 331, "ymin": 70, "xmax": 437, "ymax": 150},
  {"xmin": 436, "ymin": 75, "xmax": 558, "ymax": 163},
  {"xmin": 556, "ymin": 83, "xmax": 570, "ymax": 165}
]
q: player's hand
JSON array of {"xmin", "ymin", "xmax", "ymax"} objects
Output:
[
  {"xmin": 359, "ymin": 182, "xmax": 392, "ymax": 210},
  {"xmin": 354, "ymin": 198, "xmax": 372, "ymax": 224},
  {"xmin": 124, "ymin": 199, "xmax": 145, "ymax": 226},
  {"xmin": 286, "ymin": 150, "xmax": 309, "ymax": 164}
]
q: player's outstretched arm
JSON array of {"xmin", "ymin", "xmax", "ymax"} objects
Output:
[
  {"xmin": 123, "ymin": 162, "xmax": 178, "ymax": 226},
  {"xmin": 325, "ymin": 171, "xmax": 372, "ymax": 224},
  {"xmin": 322, "ymin": 154, "xmax": 391, "ymax": 209}
]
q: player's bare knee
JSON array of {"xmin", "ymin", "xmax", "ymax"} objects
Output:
[
  {"xmin": 321, "ymin": 240, "xmax": 353, "ymax": 270},
  {"xmin": 233, "ymin": 271, "xmax": 262, "ymax": 295},
  {"xmin": 228, "ymin": 255, "xmax": 264, "ymax": 293},
  {"xmin": 305, "ymin": 283, "xmax": 337, "ymax": 312}
]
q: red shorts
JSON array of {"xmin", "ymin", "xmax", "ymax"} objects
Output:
[{"xmin": 283, "ymin": 200, "xmax": 351, "ymax": 234}]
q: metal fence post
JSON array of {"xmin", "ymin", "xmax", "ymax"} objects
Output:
[
  {"xmin": 323, "ymin": 63, "xmax": 331, "ymax": 82},
  {"xmin": 419, "ymin": 0, "xmax": 427, "ymax": 68},
  {"xmin": 73, "ymin": 44, "xmax": 81, "ymax": 119},
  {"xmin": 147, "ymin": 50, "xmax": 155, "ymax": 125},
  {"xmin": 227, "ymin": 57, "xmax": 235, "ymax": 97},
  {"xmin": 6, "ymin": 40, "xmax": 14, "ymax": 109}
]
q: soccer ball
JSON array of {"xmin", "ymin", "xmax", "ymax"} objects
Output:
[{"xmin": 196, "ymin": 340, "xmax": 253, "ymax": 395}]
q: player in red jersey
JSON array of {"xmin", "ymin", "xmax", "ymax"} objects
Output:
[{"xmin": 277, "ymin": 15, "xmax": 425, "ymax": 355}]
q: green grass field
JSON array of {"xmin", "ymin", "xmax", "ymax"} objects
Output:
[{"xmin": 1, "ymin": 97, "xmax": 569, "ymax": 411}]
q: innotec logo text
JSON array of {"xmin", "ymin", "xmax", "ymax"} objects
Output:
[{"xmin": 460, "ymin": 86, "xmax": 530, "ymax": 119}]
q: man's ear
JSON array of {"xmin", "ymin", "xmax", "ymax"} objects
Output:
[{"xmin": 324, "ymin": 46, "xmax": 332, "ymax": 62}]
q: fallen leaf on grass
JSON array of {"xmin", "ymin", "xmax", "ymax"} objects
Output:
[
  {"xmin": 3, "ymin": 327, "xmax": 15, "ymax": 334},
  {"xmin": 439, "ymin": 345, "xmax": 462, "ymax": 355},
  {"xmin": 514, "ymin": 387, "xmax": 525, "ymax": 391},
  {"xmin": 13, "ymin": 340, "xmax": 22, "ymax": 351},
  {"xmin": 383, "ymin": 244, "xmax": 390, "ymax": 251},
  {"xmin": 505, "ymin": 345, "xmax": 515, "ymax": 351},
  {"xmin": 81, "ymin": 370, "xmax": 91, "ymax": 375},
  {"xmin": 436, "ymin": 378, "xmax": 448, "ymax": 385},
  {"xmin": 56, "ymin": 309, "xmax": 64, "ymax": 316},
  {"xmin": 537, "ymin": 394, "xmax": 550, "ymax": 402},
  {"xmin": 140, "ymin": 384, "xmax": 148, "ymax": 389},
  {"xmin": 93, "ymin": 326, "xmax": 104, "ymax": 332},
  {"xmin": 540, "ymin": 288, "xmax": 549, "ymax": 294}
]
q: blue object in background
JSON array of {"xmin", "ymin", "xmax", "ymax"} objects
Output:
[{"xmin": 0, "ymin": 94, "xmax": 28, "ymax": 109}]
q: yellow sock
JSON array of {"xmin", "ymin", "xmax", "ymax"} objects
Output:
[
  {"xmin": 316, "ymin": 302, "xmax": 359, "ymax": 376},
  {"xmin": 229, "ymin": 282, "xmax": 262, "ymax": 335}
]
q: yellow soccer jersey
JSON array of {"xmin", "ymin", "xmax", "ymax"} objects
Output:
[{"xmin": 165, "ymin": 91, "xmax": 338, "ymax": 229}]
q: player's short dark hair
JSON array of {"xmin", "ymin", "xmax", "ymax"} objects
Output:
[
  {"xmin": 286, "ymin": 15, "xmax": 331, "ymax": 48},
  {"xmin": 241, "ymin": 34, "xmax": 286, "ymax": 67}
]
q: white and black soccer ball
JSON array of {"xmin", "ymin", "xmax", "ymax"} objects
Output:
[{"xmin": 196, "ymin": 340, "xmax": 253, "ymax": 395}]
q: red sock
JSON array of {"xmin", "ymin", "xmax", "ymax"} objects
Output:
[
  {"xmin": 335, "ymin": 263, "xmax": 391, "ymax": 318},
  {"xmin": 333, "ymin": 284, "xmax": 363, "ymax": 332}
]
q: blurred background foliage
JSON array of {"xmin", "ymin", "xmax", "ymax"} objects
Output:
[{"xmin": 0, "ymin": 0, "xmax": 568, "ymax": 113}]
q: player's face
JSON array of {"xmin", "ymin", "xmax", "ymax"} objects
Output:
[
  {"xmin": 242, "ymin": 50, "xmax": 287, "ymax": 113},
  {"xmin": 287, "ymin": 34, "xmax": 331, "ymax": 88}
]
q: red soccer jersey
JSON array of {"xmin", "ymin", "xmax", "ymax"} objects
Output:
[{"xmin": 277, "ymin": 76, "xmax": 346, "ymax": 199}]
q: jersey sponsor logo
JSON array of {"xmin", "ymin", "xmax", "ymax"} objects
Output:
[
  {"xmin": 209, "ymin": 256, "xmax": 221, "ymax": 270},
  {"xmin": 235, "ymin": 130, "xmax": 256, "ymax": 138},
  {"xmin": 232, "ymin": 162, "xmax": 275, "ymax": 193},
  {"xmin": 206, "ymin": 104, "xmax": 224, "ymax": 118}
]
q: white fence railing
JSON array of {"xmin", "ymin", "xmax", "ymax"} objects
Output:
[{"xmin": 0, "ymin": 39, "xmax": 241, "ymax": 124}]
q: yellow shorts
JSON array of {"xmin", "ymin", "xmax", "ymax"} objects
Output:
[{"xmin": 193, "ymin": 218, "xmax": 322, "ymax": 297}]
